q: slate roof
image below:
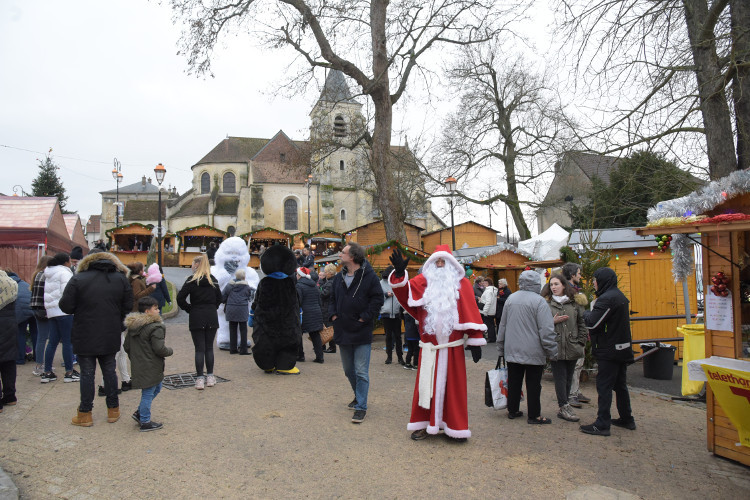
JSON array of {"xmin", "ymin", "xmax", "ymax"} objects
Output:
[
  {"xmin": 100, "ymin": 179, "xmax": 161, "ymax": 195},
  {"xmin": 562, "ymin": 152, "xmax": 621, "ymax": 185},
  {"xmin": 171, "ymin": 197, "xmax": 210, "ymax": 218},
  {"xmin": 319, "ymin": 70, "xmax": 357, "ymax": 104},
  {"xmin": 85, "ymin": 214, "xmax": 101, "ymax": 234},
  {"xmin": 214, "ymin": 196, "xmax": 240, "ymax": 216},
  {"xmin": 0, "ymin": 196, "xmax": 58, "ymax": 229},
  {"xmin": 194, "ymin": 137, "xmax": 270, "ymax": 166},
  {"xmin": 123, "ymin": 200, "xmax": 167, "ymax": 221},
  {"xmin": 568, "ymin": 228, "xmax": 659, "ymax": 250}
]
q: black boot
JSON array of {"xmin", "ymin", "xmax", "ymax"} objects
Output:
[
  {"xmin": 385, "ymin": 353, "xmax": 392, "ymax": 365},
  {"xmin": 397, "ymin": 355, "xmax": 405, "ymax": 366}
]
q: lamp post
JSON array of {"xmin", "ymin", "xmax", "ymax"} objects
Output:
[
  {"xmin": 444, "ymin": 176, "xmax": 457, "ymax": 251},
  {"xmin": 306, "ymin": 174, "xmax": 313, "ymax": 235},
  {"xmin": 112, "ymin": 158, "xmax": 123, "ymax": 227},
  {"xmin": 154, "ymin": 163, "xmax": 167, "ymax": 270}
]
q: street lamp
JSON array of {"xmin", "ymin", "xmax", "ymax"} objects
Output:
[
  {"xmin": 306, "ymin": 174, "xmax": 313, "ymax": 235},
  {"xmin": 444, "ymin": 176, "xmax": 457, "ymax": 251},
  {"xmin": 112, "ymin": 158, "xmax": 123, "ymax": 227},
  {"xmin": 154, "ymin": 163, "xmax": 167, "ymax": 270}
]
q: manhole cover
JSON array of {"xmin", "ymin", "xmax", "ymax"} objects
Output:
[{"xmin": 162, "ymin": 373, "xmax": 230, "ymax": 389}]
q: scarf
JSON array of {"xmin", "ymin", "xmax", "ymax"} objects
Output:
[{"xmin": 552, "ymin": 295, "xmax": 570, "ymax": 304}]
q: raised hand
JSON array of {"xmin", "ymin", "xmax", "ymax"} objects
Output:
[{"xmin": 389, "ymin": 249, "xmax": 410, "ymax": 278}]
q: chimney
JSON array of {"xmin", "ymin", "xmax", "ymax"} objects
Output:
[
  {"xmin": 141, "ymin": 175, "xmax": 146, "ymax": 186},
  {"xmin": 148, "ymin": 177, "xmax": 152, "ymax": 184}
]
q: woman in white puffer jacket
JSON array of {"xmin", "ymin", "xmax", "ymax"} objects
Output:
[
  {"xmin": 42, "ymin": 253, "xmax": 78, "ymax": 383},
  {"xmin": 479, "ymin": 278, "xmax": 499, "ymax": 343}
]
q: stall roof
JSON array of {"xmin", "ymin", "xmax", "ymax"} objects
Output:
[
  {"xmin": 569, "ymin": 228, "xmax": 661, "ymax": 250},
  {"xmin": 453, "ymin": 243, "xmax": 532, "ymax": 264},
  {"xmin": 62, "ymin": 214, "xmax": 89, "ymax": 249},
  {"xmin": 518, "ymin": 223, "xmax": 570, "ymax": 261},
  {"xmin": 0, "ymin": 196, "xmax": 75, "ymax": 252}
]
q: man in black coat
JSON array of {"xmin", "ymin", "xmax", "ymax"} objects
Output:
[
  {"xmin": 328, "ymin": 242, "xmax": 384, "ymax": 424},
  {"xmin": 60, "ymin": 252, "xmax": 133, "ymax": 426},
  {"xmin": 580, "ymin": 267, "xmax": 636, "ymax": 436},
  {"xmin": 296, "ymin": 267, "xmax": 324, "ymax": 363}
]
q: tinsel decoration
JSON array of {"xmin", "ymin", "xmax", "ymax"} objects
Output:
[
  {"xmin": 453, "ymin": 243, "xmax": 533, "ymax": 265},
  {"xmin": 365, "ymin": 239, "xmax": 428, "ymax": 264},
  {"xmin": 646, "ymin": 169, "xmax": 750, "ymax": 281}
]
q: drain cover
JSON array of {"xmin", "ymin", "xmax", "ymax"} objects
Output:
[{"xmin": 162, "ymin": 373, "xmax": 230, "ymax": 389}]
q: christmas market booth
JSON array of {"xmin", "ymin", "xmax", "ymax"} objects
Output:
[
  {"xmin": 568, "ymin": 228, "xmax": 699, "ymax": 359},
  {"xmin": 345, "ymin": 221, "xmax": 423, "ymax": 249},
  {"xmin": 421, "ymin": 221, "xmax": 498, "ymax": 253},
  {"xmin": 636, "ymin": 170, "xmax": 750, "ymax": 466},
  {"xmin": 241, "ymin": 227, "xmax": 293, "ymax": 267},
  {"xmin": 364, "ymin": 240, "xmax": 429, "ymax": 273},
  {"xmin": 308, "ymin": 230, "xmax": 344, "ymax": 257},
  {"xmin": 106, "ymin": 223, "xmax": 154, "ymax": 266},
  {"xmin": 453, "ymin": 243, "xmax": 533, "ymax": 289},
  {"xmin": 176, "ymin": 225, "xmax": 227, "ymax": 267}
]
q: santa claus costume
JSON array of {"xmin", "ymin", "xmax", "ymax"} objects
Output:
[{"xmin": 389, "ymin": 245, "xmax": 486, "ymax": 439}]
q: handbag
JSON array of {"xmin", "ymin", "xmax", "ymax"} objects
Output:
[
  {"xmin": 319, "ymin": 325, "xmax": 334, "ymax": 345},
  {"xmin": 485, "ymin": 356, "xmax": 509, "ymax": 410}
]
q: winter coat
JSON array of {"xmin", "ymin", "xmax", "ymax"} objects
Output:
[
  {"xmin": 0, "ymin": 271, "xmax": 19, "ymax": 363},
  {"xmin": 150, "ymin": 278, "xmax": 171, "ymax": 310},
  {"xmin": 301, "ymin": 253, "xmax": 315, "ymax": 269},
  {"xmin": 30, "ymin": 271, "xmax": 46, "ymax": 318},
  {"xmin": 221, "ymin": 280, "xmax": 254, "ymax": 322},
  {"xmin": 297, "ymin": 277, "xmax": 324, "ymax": 332},
  {"xmin": 319, "ymin": 277, "xmax": 334, "ymax": 327},
  {"xmin": 43, "ymin": 264, "xmax": 73, "ymax": 318},
  {"xmin": 177, "ymin": 274, "xmax": 223, "ymax": 330},
  {"xmin": 58, "ymin": 252, "xmax": 134, "ymax": 356},
  {"xmin": 8, "ymin": 273, "xmax": 33, "ymax": 323},
  {"xmin": 473, "ymin": 281, "xmax": 484, "ymax": 305},
  {"xmin": 379, "ymin": 278, "xmax": 402, "ymax": 318},
  {"xmin": 497, "ymin": 270, "xmax": 557, "ymax": 365},
  {"xmin": 130, "ymin": 275, "xmax": 155, "ymax": 312},
  {"xmin": 546, "ymin": 293, "xmax": 588, "ymax": 360},
  {"xmin": 403, "ymin": 312, "xmax": 419, "ymax": 341},
  {"xmin": 123, "ymin": 312, "xmax": 173, "ymax": 389},
  {"xmin": 328, "ymin": 261, "xmax": 385, "ymax": 346},
  {"xmin": 496, "ymin": 285, "xmax": 512, "ymax": 321},
  {"xmin": 480, "ymin": 285, "xmax": 499, "ymax": 316},
  {"xmin": 584, "ymin": 267, "xmax": 634, "ymax": 363}
]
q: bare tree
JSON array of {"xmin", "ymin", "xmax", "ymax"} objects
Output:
[
  {"xmin": 553, "ymin": 0, "xmax": 749, "ymax": 180},
  {"xmin": 170, "ymin": 0, "xmax": 519, "ymax": 243},
  {"xmin": 426, "ymin": 45, "xmax": 575, "ymax": 240}
]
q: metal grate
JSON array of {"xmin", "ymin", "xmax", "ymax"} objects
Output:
[{"xmin": 162, "ymin": 373, "xmax": 230, "ymax": 390}]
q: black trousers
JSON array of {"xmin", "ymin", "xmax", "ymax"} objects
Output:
[
  {"xmin": 507, "ymin": 362, "xmax": 544, "ymax": 419},
  {"xmin": 0, "ymin": 360, "xmax": 16, "ymax": 408},
  {"xmin": 594, "ymin": 358, "xmax": 633, "ymax": 429},
  {"xmin": 383, "ymin": 317, "xmax": 402, "ymax": 357},
  {"xmin": 298, "ymin": 331, "xmax": 324, "ymax": 361},
  {"xmin": 228, "ymin": 321, "xmax": 248, "ymax": 354},
  {"xmin": 482, "ymin": 314, "xmax": 496, "ymax": 342},
  {"xmin": 405, "ymin": 339, "xmax": 420, "ymax": 365},
  {"xmin": 190, "ymin": 327, "xmax": 217, "ymax": 376},
  {"xmin": 78, "ymin": 354, "xmax": 118, "ymax": 412}
]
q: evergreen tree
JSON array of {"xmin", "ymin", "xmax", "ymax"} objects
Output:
[{"xmin": 31, "ymin": 153, "xmax": 68, "ymax": 211}]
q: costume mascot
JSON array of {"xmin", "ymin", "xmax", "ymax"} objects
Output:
[
  {"xmin": 211, "ymin": 237, "xmax": 260, "ymax": 350},
  {"xmin": 251, "ymin": 245, "xmax": 302, "ymax": 374}
]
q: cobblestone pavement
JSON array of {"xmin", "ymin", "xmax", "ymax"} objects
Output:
[{"xmin": 1, "ymin": 321, "xmax": 748, "ymax": 499}]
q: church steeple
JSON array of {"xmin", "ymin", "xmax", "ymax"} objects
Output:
[
  {"xmin": 310, "ymin": 70, "xmax": 364, "ymax": 144},
  {"xmin": 318, "ymin": 70, "xmax": 357, "ymax": 103}
]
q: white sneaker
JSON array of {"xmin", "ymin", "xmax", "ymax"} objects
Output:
[
  {"xmin": 206, "ymin": 374, "xmax": 216, "ymax": 387},
  {"xmin": 195, "ymin": 376, "xmax": 205, "ymax": 390},
  {"xmin": 32, "ymin": 364, "xmax": 44, "ymax": 376}
]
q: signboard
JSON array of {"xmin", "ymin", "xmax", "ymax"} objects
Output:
[{"xmin": 705, "ymin": 292, "xmax": 733, "ymax": 332}]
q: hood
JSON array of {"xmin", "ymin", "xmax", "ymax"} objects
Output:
[
  {"xmin": 76, "ymin": 252, "xmax": 130, "ymax": 276},
  {"xmin": 574, "ymin": 292, "xmax": 588, "ymax": 307},
  {"xmin": 518, "ymin": 270, "xmax": 542, "ymax": 293},
  {"xmin": 297, "ymin": 277, "xmax": 316, "ymax": 289},
  {"xmin": 145, "ymin": 263, "xmax": 162, "ymax": 285},
  {"xmin": 422, "ymin": 247, "xmax": 464, "ymax": 276},
  {"xmin": 593, "ymin": 267, "xmax": 618, "ymax": 296},
  {"xmin": 124, "ymin": 312, "xmax": 163, "ymax": 334},
  {"xmin": 44, "ymin": 264, "xmax": 72, "ymax": 280}
]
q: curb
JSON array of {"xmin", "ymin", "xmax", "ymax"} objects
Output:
[
  {"xmin": 0, "ymin": 466, "xmax": 19, "ymax": 500},
  {"xmin": 161, "ymin": 281, "xmax": 179, "ymax": 320}
]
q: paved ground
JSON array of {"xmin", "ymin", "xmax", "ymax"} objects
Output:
[{"xmin": 1, "ymin": 268, "xmax": 746, "ymax": 499}]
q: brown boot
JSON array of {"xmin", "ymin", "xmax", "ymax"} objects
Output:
[
  {"xmin": 107, "ymin": 407, "xmax": 120, "ymax": 423},
  {"xmin": 72, "ymin": 410, "xmax": 93, "ymax": 427}
]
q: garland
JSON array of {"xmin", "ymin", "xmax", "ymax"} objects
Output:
[
  {"xmin": 238, "ymin": 226, "xmax": 293, "ymax": 241},
  {"xmin": 365, "ymin": 240, "xmax": 428, "ymax": 264},
  {"xmin": 105, "ymin": 222, "xmax": 154, "ymax": 239},
  {"xmin": 454, "ymin": 242, "xmax": 533, "ymax": 265},
  {"xmin": 175, "ymin": 223, "xmax": 228, "ymax": 237},
  {"xmin": 646, "ymin": 169, "xmax": 750, "ymax": 281}
]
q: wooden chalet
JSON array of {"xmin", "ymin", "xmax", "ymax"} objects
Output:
[
  {"xmin": 106, "ymin": 223, "xmax": 154, "ymax": 266},
  {"xmin": 421, "ymin": 221, "xmax": 498, "ymax": 253},
  {"xmin": 176, "ymin": 225, "xmax": 227, "ymax": 267},
  {"xmin": 345, "ymin": 221, "xmax": 422, "ymax": 249},
  {"xmin": 453, "ymin": 244, "xmax": 533, "ymax": 291}
]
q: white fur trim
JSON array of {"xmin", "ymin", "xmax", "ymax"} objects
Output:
[
  {"xmin": 442, "ymin": 425, "xmax": 471, "ymax": 439},
  {"xmin": 407, "ymin": 421, "xmax": 429, "ymax": 431},
  {"xmin": 388, "ymin": 270, "xmax": 408, "ymax": 288},
  {"xmin": 405, "ymin": 422, "xmax": 471, "ymax": 438},
  {"xmin": 454, "ymin": 322, "xmax": 487, "ymax": 332},
  {"xmin": 297, "ymin": 268, "xmax": 311, "ymax": 278},
  {"xmin": 408, "ymin": 285, "xmax": 425, "ymax": 307},
  {"xmin": 424, "ymin": 250, "xmax": 464, "ymax": 276}
]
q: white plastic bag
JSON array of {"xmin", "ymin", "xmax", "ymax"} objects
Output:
[{"xmin": 485, "ymin": 358, "xmax": 509, "ymax": 410}]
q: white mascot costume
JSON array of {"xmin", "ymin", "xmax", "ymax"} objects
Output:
[{"xmin": 211, "ymin": 237, "xmax": 260, "ymax": 350}]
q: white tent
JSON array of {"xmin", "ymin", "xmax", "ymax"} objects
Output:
[{"xmin": 518, "ymin": 223, "xmax": 570, "ymax": 261}]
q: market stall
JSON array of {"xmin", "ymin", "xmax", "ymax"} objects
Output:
[
  {"xmin": 308, "ymin": 230, "xmax": 343, "ymax": 257},
  {"xmin": 106, "ymin": 223, "xmax": 153, "ymax": 266},
  {"xmin": 636, "ymin": 171, "xmax": 750, "ymax": 466},
  {"xmin": 345, "ymin": 221, "xmax": 423, "ymax": 249},
  {"xmin": 176, "ymin": 225, "xmax": 227, "ymax": 267},
  {"xmin": 421, "ymin": 221, "xmax": 497, "ymax": 253},
  {"xmin": 241, "ymin": 227, "xmax": 292, "ymax": 267},
  {"xmin": 364, "ymin": 240, "xmax": 429, "ymax": 273},
  {"xmin": 453, "ymin": 243, "xmax": 533, "ymax": 288}
]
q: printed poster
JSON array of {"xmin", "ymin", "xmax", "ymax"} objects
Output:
[
  {"xmin": 705, "ymin": 292, "xmax": 734, "ymax": 333},
  {"xmin": 702, "ymin": 364, "xmax": 750, "ymax": 447}
]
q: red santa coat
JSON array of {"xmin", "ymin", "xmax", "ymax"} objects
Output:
[{"xmin": 390, "ymin": 261, "xmax": 486, "ymax": 438}]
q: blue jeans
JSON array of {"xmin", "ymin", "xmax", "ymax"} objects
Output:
[
  {"xmin": 16, "ymin": 316, "xmax": 37, "ymax": 364},
  {"xmin": 34, "ymin": 315, "xmax": 50, "ymax": 368},
  {"xmin": 45, "ymin": 315, "xmax": 73, "ymax": 372},
  {"xmin": 139, "ymin": 382, "xmax": 162, "ymax": 424},
  {"xmin": 339, "ymin": 344, "xmax": 371, "ymax": 411}
]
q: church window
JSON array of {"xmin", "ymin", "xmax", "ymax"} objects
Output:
[
  {"xmin": 340, "ymin": 209, "xmax": 346, "ymax": 221},
  {"xmin": 339, "ymin": 160, "xmax": 345, "ymax": 171},
  {"xmin": 223, "ymin": 172, "xmax": 236, "ymax": 193},
  {"xmin": 200, "ymin": 172, "xmax": 210, "ymax": 194},
  {"xmin": 284, "ymin": 198, "xmax": 298, "ymax": 231},
  {"xmin": 333, "ymin": 115, "xmax": 346, "ymax": 137}
]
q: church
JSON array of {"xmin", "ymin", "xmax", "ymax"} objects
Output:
[{"xmin": 165, "ymin": 70, "xmax": 444, "ymax": 241}]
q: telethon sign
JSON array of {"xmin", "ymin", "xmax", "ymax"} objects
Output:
[{"xmin": 702, "ymin": 365, "xmax": 750, "ymax": 448}]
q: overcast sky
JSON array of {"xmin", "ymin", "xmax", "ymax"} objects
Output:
[{"xmin": 1, "ymin": 0, "xmax": 556, "ymax": 239}]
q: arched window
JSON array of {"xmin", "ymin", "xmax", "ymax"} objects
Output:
[
  {"xmin": 340, "ymin": 209, "xmax": 346, "ymax": 221},
  {"xmin": 200, "ymin": 172, "xmax": 210, "ymax": 194},
  {"xmin": 222, "ymin": 172, "xmax": 236, "ymax": 193},
  {"xmin": 284, "ymin": 198, "xmax": 298, "ymax": 231},
  {"xmin": 339, "ymin": 159, "xmax": 345, "ymax": 171},
  {"xmin": 333, "ymin": 115, "xmax": 346, "ymax": 137}
]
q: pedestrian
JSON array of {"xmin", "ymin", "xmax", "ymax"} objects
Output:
[
  {"xmin": 301, "ymin": 246, "xmax": 315, "ymax": 269},
  {"xmin": 0, "ymin": 270, "xmax": 19, "ymax": 412},
  {"xmin": 206, "ymin": 241, "xmax": 218, "ymax": 265},
  {"xmin": 42, "ymin": 253, "xmax": 78, "ymax": 384},
  {"xmin": 495, "ymin": 278, "xmax": 512, "ymax": 334},
  {"xmin": 177, "ymin": 255, "xmax": 222, "ymax": 390},
  {"xmin": 473, "ymin": 275, "xmax": 485, "ymax": 306},
  {"xmin": 122, "ymin": 262, "xmax": 156, "ymax": 392},
  {"xmin": 329, "ymin": 242, "xmax": 384, "ymax": 424},
  {"xmin": 29, "ymin": 256, "xmax": 52, "ymax": 376},
  {"xmin": 6, "ymin": 270, "xmax": 35, "ymax": 365},
  {"xmin": 145, "ymin": 263, "xmax": 171, "ymax": 313},
  {"xmin": 380, "ymin": 265, "xmax": 404, "ymax": 365},
  {"xmin": 479, "ymin": 277, "xmax": 499, "ymax": 343},
  {"xmin": 561, "ymin": 262, "xmax": 592, "ymax": 408},
  {"xmin": 541, "ymin": 273, "xmax": 587, "ymax": 423},
  {"xmin": 402, "ymin": 311, "xmax": 420, "ymax": 370},
  {"xmin": 497, "ymin": 270, "xmax": 557, "ymax": 425},
  {"xmin": 221, "ymin": 268, "xmax": 254, "ymax": 355},
  {"xmin": 70, "ymin": 246, "xmax": 84, "ymax": 273},
  {"xmin": 59, "ymin": 250, "xmax": 134, "ymax": 426},
  {"xmin": 296, "ymin": 267, "xmax": 324, "ymax": 363},
  {"xmin": 388, "ymin": 245, "xmax": 485, "ymax": 441},
  {"xmin": 580, "ymin": 267, "xmax": 636, "ymax": 436},
  {"xmin": 319, "ymin": 264, "xmax": 337, "ymax": 353},
  {"xmin": 124, "ymin": 296, "xmax": 173, "ymax": 432}
]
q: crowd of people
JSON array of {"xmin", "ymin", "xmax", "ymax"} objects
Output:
[{"xmin": 1, "ymin": 239, "xmax": 636, "ymax": 440}]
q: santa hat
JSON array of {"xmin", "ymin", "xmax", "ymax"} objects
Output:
[
  {"xmin": 423, "ymin": 244, "xmax": 464, "ymax": 275},
  {"xmin": 297, "ymin": 267, "xmax": 311, "ymax": 279},
  {"xmin": 145, "ymin": 263, "xmax": 162, "ymax": 285}
]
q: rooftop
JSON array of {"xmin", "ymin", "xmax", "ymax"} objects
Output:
[
  {"xmin": 318, "ymin": 70, "xmax": 357, "ymax": 104},
  {"xmin": 0, "ymin": 196, "xmax": 58, "ymax": 229}
]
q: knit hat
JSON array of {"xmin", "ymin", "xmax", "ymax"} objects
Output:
[
  {"xmin": 70, "ymin": 246, "xmax": 84, "ymax": 261},
  {"xmin": 145, "ymin": 263, "xmax": 163, "ymax": 285},
  {"xmin": 297, "ymin": 267, "xmax": 311, "ymax": 279}
]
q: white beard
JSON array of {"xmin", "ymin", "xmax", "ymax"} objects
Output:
[{"xmin": 421, "ymin": 264, "xmax": 462, "ymax": 343}]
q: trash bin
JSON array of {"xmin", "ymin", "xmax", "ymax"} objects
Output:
[
  {"xmin": 677, "ymin": 324, "xmax": 705, "ymax": 395},
  {"xmin": 641, "ymin": 343, "xmax": 677, "ymax": 380}
]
